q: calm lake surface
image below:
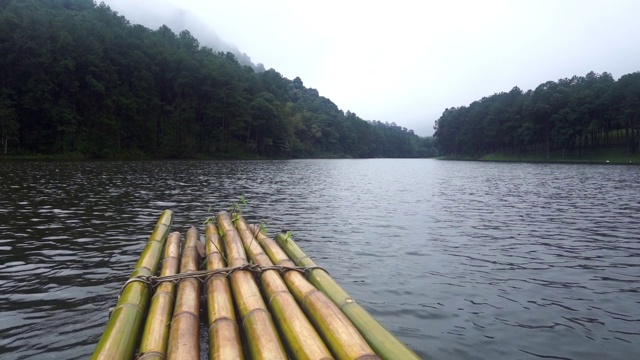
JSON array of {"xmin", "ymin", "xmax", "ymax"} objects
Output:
[{"xmin": 0, "ymin": 159, "xmax": 639, "ymax": 360}]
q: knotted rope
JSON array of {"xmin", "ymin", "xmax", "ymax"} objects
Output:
[{"xmin": 119, "ymin": 264, "xmax": 327, "ymax": 295}]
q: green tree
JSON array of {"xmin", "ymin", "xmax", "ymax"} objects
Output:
[{"xmin": 0, "ymin": 95, "xmax": 18, "ymax": 155}]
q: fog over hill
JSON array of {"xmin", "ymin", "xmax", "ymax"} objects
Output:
[{"xmin": 104, "ymin": 0, "xmax": 264, "ymax": 71}]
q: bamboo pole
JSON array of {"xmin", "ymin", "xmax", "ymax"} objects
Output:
[
  {"xmin": 138, "ymin": 232, "xmax": 181, "ymax": 360},
  {"xmin": 234, "ymin": 217, "xmax": 333, "ymax": 360},
  {"xmin": 246, "ymin": 223, "xmax": 379, "ymax": 360},
  {"xmin": 92, "ymin": 210, "xmax": 174, "ymax": 360},
  {"xmin": 204, "ymin": 222, "xmax": 244, "ymax": 360},
  {"xmin": 217, "ymin": 212, "xmax": 287, "ymax": 360},
  {"xmin": 270, "ymin": 228, "xmax": 421, "ymax": 360},
  {"xmin": 167, "ymin": 226, "xmax": 202, "ymax": 360}
]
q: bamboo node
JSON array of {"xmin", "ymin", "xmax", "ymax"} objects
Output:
[{"xmin": 136, "ymin": 350, "xmax": 167, "ymax": 360}]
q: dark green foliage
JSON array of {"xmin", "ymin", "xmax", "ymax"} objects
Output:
[
  {"xmin": 0, "ymin": 0, "xmax": 431, "ymax": 159},
  {"xmin": 434, "ymin": 71, "xmax": 640, "ymax": 159}
]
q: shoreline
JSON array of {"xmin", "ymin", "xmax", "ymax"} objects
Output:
[
  {"xmin": 0, "ymin": 154, "xmax": 427, "ymax": 162},
  {"xmin": 439, "ymin": 154, "xmax": 639, "ymax": 165}
]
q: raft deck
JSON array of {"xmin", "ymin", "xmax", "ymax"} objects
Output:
[{"xmin": 91, "ymin": 210, "xmax": 420, "ymax": 360}]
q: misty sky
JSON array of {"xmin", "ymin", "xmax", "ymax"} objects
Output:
[{"xmin": 103, "ymin": 0, "xmax": 640, "ymax": 136}]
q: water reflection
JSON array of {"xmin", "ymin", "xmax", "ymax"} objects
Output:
[{"xmin": 0, "ymin": 160, "xmax": 638, "ymax": 359}]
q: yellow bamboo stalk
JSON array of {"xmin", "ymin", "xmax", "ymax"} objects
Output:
[
  {"xmin": 138, "ymin": 232, "xmax": 181, "ymax": 360},
  {"xmin": 204, "ymin": 222, "xmax": 244, "ymax": 360},
  {"xmin": 234, "ymin": 217, "xmax": 333, "ymax": 360},
  {"xmin": 217, "ymin": 212, "xmax": 287, "ymax": 360},
  {"xmin": 248, "ymin": 224, "xmax": 380, "ymax": 360},
  {"xmin": 92, "ymin": 210, "xmax": 174, "ymax": 360},
  {"xmin": 167, "ymin": 226, "xmax": 202, "ymax": 360},
  {"xmin": 269, "ymin": 228, "xmax": 421, "ymax": 360}
]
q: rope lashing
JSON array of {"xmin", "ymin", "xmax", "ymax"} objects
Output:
[{"xmin": 119, "ymin": 264, "xmax": 327, "ymax": 296}]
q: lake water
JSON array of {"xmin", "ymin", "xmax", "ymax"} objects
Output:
[{"xmin": 0, "ymin": 159, "xmax": 638, "ymax": 360}]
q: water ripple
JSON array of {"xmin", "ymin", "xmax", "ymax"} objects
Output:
[{"xmin": 0, "ymin": 160, "xmax": 639, "ymax": 359}]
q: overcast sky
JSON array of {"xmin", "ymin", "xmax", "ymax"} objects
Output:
[{"xmin": 103, "ymin": 0, "xmax": 640, "ymax": 136}]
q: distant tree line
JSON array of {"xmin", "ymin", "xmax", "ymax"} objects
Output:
[
  {"xmin": 433, "ymin": 71, "xmax": 640, "ymax": 158},
  {"xmin": 0, "ymin": 0, "xmax": 436, "ymax": 159}
]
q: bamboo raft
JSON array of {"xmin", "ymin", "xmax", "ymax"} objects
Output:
[{"xmin": 91, "ymin": 210, "xmax": 421, "ymax": 360}]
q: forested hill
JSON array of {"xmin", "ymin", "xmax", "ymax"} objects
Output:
[
  {"xmin": 433, "ymin": 71, "xmax": 640, "ymax": 160},
  {"xmin": 0, "ymin": 0, "xmax": 436, "ymax": 159}
]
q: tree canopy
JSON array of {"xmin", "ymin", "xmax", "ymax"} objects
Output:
[
  {"xmin": 0, "ymin": 0, "xmax": 436, "ymax": 158},
  {"xmin": 433, "ymin": 71, "xmax": 640, "ymax": 159}
]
